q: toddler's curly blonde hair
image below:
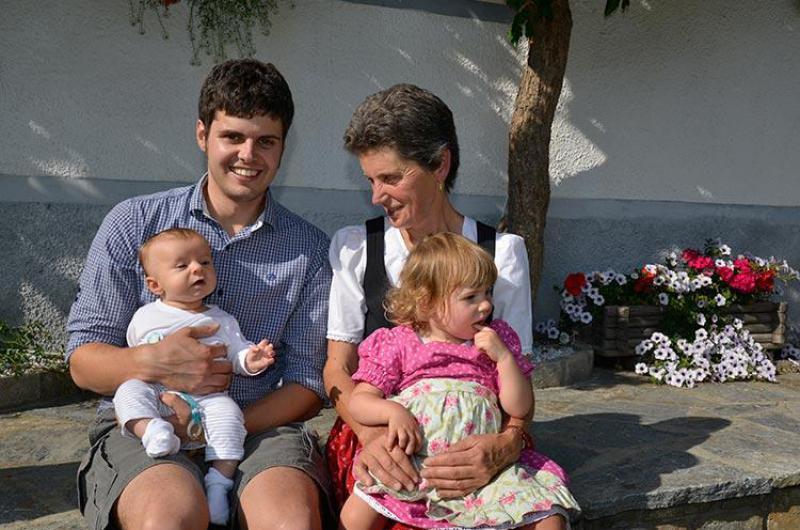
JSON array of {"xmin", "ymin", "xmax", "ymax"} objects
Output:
[{"xmin": 385, "ymin": 232, "xmax": 497, "ymax": 332}]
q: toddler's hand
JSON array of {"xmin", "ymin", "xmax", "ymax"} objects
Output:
[
  {"xmin": 474, "ymin": 326, "xmax": 512, "ymax": 363},
  {"xmin": 386, "ymin": 405, "xmax": 422, "ymax": 456},
  {"xmin": 245, "ymin": 339, "xmax": 276, "ymax": 373}
]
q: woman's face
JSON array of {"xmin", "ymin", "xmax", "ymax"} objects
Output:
[{"xmin": 358, "ymin": 147, "xmax": 445, "ymax": 230}]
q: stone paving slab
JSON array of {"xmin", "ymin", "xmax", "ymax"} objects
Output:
[{"xmin": 2, "ymin": 370, "xmax": 800, "ymax": 529}]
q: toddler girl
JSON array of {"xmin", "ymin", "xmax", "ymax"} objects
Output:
[{"xmin": 339, "ymin": 233, "xmax": 580, "ymax": 530}]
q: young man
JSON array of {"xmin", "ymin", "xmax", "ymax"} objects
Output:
[{"xmin": 67, "ymin": 59, "xmax": 332, "ymax": 530}]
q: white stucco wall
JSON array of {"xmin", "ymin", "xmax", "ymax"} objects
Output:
[
  {"xmin": 1, "ymin": 0, "xmax": 799, "ymax": 339},
  {"xmin": 2, "ymin": 0, "xmax": 798, "ymax": 205}
]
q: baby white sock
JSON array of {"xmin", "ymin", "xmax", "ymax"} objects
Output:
[
  {"xmin": 205, "ymin": 467, "xmax": 235, "ymax": 525},
  {"xmin": 141, "ymin": 418, "xmax": 181, "ymax": 458}
]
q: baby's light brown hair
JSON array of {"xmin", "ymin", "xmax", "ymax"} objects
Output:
[
  {"xmin": 385, "ymin": 232, "xmax": 497, "ymax": 332},
  {"xmin": 138, "ymin": 228, "xmax": 210, "ymax": 275}
]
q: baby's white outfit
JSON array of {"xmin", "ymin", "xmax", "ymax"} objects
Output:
[{"xmin": 113, "ymin": 300, "xmax": 265, "ymax": 524}]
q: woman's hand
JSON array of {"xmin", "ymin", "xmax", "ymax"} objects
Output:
[
  {"xmin": 354, "ymin": 427, "xmax": 420, "ymax": 492},
  {"xmin": 420, "ymin": 429, "xmax": 520, "ymax": 498}
]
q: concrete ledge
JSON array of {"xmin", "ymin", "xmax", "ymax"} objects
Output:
[
  {"xmin": 532, "ymin": 343, "xmax": 594, "ymax": 389},
  {"xmin": 3, "ymin": 371, "xmax": 800, "ymax": 529},
  {"xmin": 0, "ymin": 372, "xmax": 89, "ymax": 413}
]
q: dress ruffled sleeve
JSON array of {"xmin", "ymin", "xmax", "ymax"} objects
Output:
[
  {"xmin": 351, "ymin": 327, "xmax": 404, "ymax": 396},
  {"xmin": 490, "ymin": 319, "xmax": 534, "ymax": 377}
]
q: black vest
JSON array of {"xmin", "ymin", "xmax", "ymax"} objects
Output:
[{"xmin": 362, "ymin": 216, "xmax": 497, "ymax": 338}]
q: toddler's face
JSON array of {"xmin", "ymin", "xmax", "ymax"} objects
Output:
[
  {"xmin": 432, "ymin": 285, "xmax": 493, "ymax": 342},
  {"xmin": 145, "ymin": 236, "xmax": 217, "ymax": 309}
]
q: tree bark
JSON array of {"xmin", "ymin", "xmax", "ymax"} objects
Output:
[{"xmin": 506, "ymin": 0, "xmax": 572, "ymax": 302}]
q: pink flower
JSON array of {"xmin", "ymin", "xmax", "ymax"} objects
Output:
[
  {"xmin": 499, "ymin": 492, "xmax": 517, "ymax": 505},
  {"xmin": 428, "ymin": 439, "xmax": 450, "ymax": 455},
  {"xmin": 532, "ymin": 500, "xmax": 553, "ymax": 511},
  {"xmin": 464, "ymin": 422, "xmax": 476, "ymax": 435},
  {"xmin": 415, "ymin": 414, "xmax": 430, "ymax": 426},
  {"xmin": 464, "ymin": 495, "xmax": 484, "ymax": 510},
  {"xmin": 485, "ymin": 409, "xmax": 495, "ymax": 422},
  {"xmin": 687, "ymin": 255, "xmax": 714, "ymax": 270},
  {"xmin": 444, "ymin": 395, "xmax": 458, "ymax": 408},
  {"xmin": 682, "ymin": 248, "xmax": 701, "ymax": 262},
  {"xmin": 564, "ymin": 273, "xmax": 586, "ymax": 297}
]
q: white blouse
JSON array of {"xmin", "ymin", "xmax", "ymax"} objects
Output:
[{"xmin": 326, "ymin": 216, "xmax": 533, "ymax": 354}]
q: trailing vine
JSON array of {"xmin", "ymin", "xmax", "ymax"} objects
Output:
[{"xmin": 128, "ymin": 0, "xmax": 281, "ymax": 65}]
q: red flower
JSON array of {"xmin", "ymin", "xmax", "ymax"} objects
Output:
[
  {"xmin": 634, "ymin": 267, "xmax": 656, "ymax": 293},
  {"xmin": 564, "ymin": 273, "xmax": 586, "ymax": 297},
  {"xmin": 682, "ymin": 248, "xmax": 701, "ymax": 262},
  {"xmin": 734, "ymin": 258, "xmax": 752, "ymax": 271},
  {"xmin": 756, "ymin": 270, "xmax": 775, "ymax": 292},
  {"xmin": 163, "ymin": 0, "xmax": 180, "ymax": 5},
  {"xmin": 717, "ymin": 266, "xmax": 735, "ymax": 283},
  {"xmin": 730, "ymin": 272, "xmax": 756, "ymax": 294}
]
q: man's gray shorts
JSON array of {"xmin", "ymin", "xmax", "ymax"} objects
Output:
[{"xmin": 77, "ymin": 408, "xmax": 333, "ymax": 530}]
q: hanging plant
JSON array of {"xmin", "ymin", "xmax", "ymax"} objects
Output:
[{"xmin": 128, "ymin": 0, "xmax": 281, "ymax": 65}]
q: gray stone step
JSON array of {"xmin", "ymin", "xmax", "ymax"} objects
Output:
[{"xmin": 2, "ymin": 370, "xmax": 799, "ymax": 529}]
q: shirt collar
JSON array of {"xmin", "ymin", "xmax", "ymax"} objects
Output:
[{"xmin": 190, "ymin": 174, "xmax": 276, "ymax": 231}]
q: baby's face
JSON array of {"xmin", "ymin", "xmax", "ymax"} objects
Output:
[{"xmin": 145, "ymin": 236, "xmax": 217, "ymax": 308}]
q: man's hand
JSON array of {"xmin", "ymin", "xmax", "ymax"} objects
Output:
[
  {"xmin": 420, "ymin": 430, "xmax": 519, "ymax": 498},
  {"xmin": 244, "ymin": 339, "xmax": 276, "ymax": 374},
  {"xmin": 145, "ymin": 324, "xmax": 232, "ymax": 394},
  {"xmin": 354, "ymin": 428, "xmax": 420, "ymax": 492}
]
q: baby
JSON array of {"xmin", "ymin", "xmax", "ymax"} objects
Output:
[{"xmin": 112, "ymin": 228, "xmax": 276, "ymax": 525}]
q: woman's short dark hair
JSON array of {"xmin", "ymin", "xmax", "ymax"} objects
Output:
[
  {"xmin": 343, "ymin": 84, "xmax": 460, "ymax": 192},
  {"xmin": 198, "ymin": 59, "xmax": 294, "ymax": 138}
]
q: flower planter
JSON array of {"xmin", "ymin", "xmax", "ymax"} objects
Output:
[{"xmin": 579, "ymin": 302, "xmax": 787, "ymax": 358}]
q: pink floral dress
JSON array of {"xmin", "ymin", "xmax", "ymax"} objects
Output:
[{"xmin": 351, "ymin": 320, "xmax": 581, "ymax": 529}]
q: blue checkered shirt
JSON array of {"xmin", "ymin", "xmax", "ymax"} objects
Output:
[{"xmin": 66, "ymin": 177, "xmax": 331, "ymax": 410}]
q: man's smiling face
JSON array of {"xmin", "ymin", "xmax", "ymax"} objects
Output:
[{"xmin": 196, "ymin": 110, "xmax": 285, "ymax": 208}]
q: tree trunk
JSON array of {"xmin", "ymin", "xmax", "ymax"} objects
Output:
[{"xmin": 506, "ymin": 0, "xmax": 572, "ymax": 303}]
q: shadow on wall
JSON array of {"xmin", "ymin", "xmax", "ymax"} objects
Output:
[
  {"xmin": 0, "ymin": 202, "xmax": 108, "ymax": 349},
  {"xmin": 552, "ymin": 0, "xmax": 800, "ymax": 205}
]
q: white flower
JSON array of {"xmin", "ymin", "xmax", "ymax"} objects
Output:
[
  {"xmin": 592, "ymin": 294, "xmax": 606, "ymax": 306},
  {"xmin": 535, "ymin": 322, "xmax": 547, "ymax": 333},
  {"xmin": 714, "ymin": 294, "xmax": 726, "ymax": 306},
  {"xmin": 653, "ymin": 276, "xmax": 666, "ymax": 286},
  {"xmin": 695, "ymin": 328, "xmax": 708, "ymax": 341},
  {"xmin": 579, "ymin": 312, "xmax": 593, "ymax": 324},
  {"xmin": 562, "ymin": 294, "xmax": 575, "ymax": 303},
  {"xmin": 733, "ymin": 319, "xmax": 744, "ymax": 330},
  {"xmin": 696, "ymin": 313, "xmax": 706, "ymax": 326},
  {"xmin": 658, "ymin": 293, "xmax": 670, "ymax": 306},
  {"xmin": 635, "ymin": 363, "xmax": 649, "ymax": 375},
  {"xmin": 651, "ymin": 332, "xmax": 669, "ymax": 344},
  {"xmin": 559, "ymin": 332, "xmax": 571, "ymax": 345},
  {"xmin": 615, "ymin": 274, "xmax": 627, "ymax": 285},
  {"xmin": 697, "ymin": 299, "xmax": 706, "ymax": 309},
  {"xmin": 644, "ymin": 264, "xmax": 657, "ymax": 274},
  {"xmin": 547, "ymin": 327, "xmax": 560, "ymax": 340},
  {"xmin": 719, "ymin": 244, "xmax": 731, "ymax": 256}
]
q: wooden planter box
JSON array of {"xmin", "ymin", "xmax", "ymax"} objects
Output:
[{"xmin": 579, "ymin": 302, "xmax": 787, "ymax": 358}]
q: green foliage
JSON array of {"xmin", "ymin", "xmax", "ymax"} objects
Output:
[
  {"xmin": 129, "ymin": 0, "xmax": 282, "ymax": 65},
  {"xmin": 0, "ymin": 321, "xmax": 65, "ymax": 377},
  {"xmin": 505, "ymin": 0, "xmax": 629, "ymax": 45}
]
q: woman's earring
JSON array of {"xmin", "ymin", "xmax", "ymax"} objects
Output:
[{"xmin": 438, "ymin": 181, "xmax": 444, "ymax": 192}]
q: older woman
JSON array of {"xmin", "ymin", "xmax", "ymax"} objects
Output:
[{"xmin": 324, "ymin": 85, "xmax": 568, "ymax": 530}]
